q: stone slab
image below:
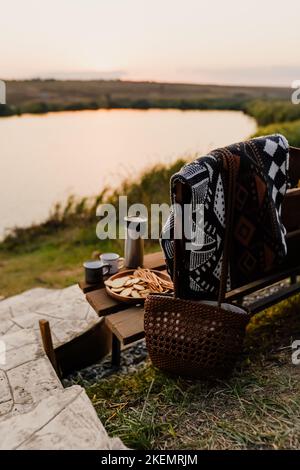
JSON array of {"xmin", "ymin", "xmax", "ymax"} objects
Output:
[
  {"xmin": 0, "ymin": 289, "xmax": 127, "ymax": 450},
  {"xmin": 0, "ymin": 285, "xmax": 100, "ymax": 348},
  {"xmin": 0, "ymin": 329, "xmax": 62, "ymax": 419},
  {"xmin": 0, "ymin": 386, "xmax": 126, "ymax": 450}
]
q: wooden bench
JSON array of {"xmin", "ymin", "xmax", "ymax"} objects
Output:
[
  {"xmin": 81, "ymin": 147, "xmax": 300, "ymax": 367},
  {"xmin": 83, "ymin": 229, "xmax": 300, "ymax": 367}
]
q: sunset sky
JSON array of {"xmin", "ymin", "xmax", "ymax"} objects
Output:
[{"xmin": 1, "ymin": 0, "xmax": 300, "ymax": 86}]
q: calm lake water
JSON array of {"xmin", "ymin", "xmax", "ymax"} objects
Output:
[{"xmin": 0, "ymin": 109, "xmax": 256, "ymax": 237}]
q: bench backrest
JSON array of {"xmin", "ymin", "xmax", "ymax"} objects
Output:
[{"xmin": 173, "ymin": 147, "xmax": 300, "ymax": 303}]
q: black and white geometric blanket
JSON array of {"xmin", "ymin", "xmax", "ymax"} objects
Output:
[{"xmin": 161, "ymin": 134, "xmax": 290, "ymax": 299}]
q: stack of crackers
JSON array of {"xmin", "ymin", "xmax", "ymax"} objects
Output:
[{"xmin": 105, "ymin": 268, "xmax": 173, "ymax": 299}]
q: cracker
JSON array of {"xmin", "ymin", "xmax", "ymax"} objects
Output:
[
  {"xmin": 134, "ymin": 284, "xmax": 145, "ymax": 291},
  {"xmin": 111, "ymin": 287, "xmax": 124, "ymax": 293},
  {"xmin": 121, "ymin": 287, "xmax": 132, "ymax": 297},
  {"xmin": 110, "ymin": 276, "xmax": 130, "ymax": 288},
  {"xmin": 131, "ymin": 290, "xmax": 141, "ymax": 298}
]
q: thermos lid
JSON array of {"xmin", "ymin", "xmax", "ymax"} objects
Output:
[{"xmin": 124, "ymin": 216, "xmax": 147, "ymax": 232}]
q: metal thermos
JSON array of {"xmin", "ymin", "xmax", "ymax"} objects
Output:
[{"xmin": 124, "ymin": 216, "xmax": 147, "ymax": 268}]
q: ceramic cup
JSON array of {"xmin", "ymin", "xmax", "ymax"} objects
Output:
[
  {"xmin": 83, "ymin": 260, "xmax": 110, "ymax": 284},
  {"xmin": 99, "ymin": 253, "xmax": 124, "ymax": 275}
]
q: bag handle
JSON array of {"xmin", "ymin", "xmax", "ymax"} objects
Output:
[
  {"xmin": 217, "ymin": 150, "xmax": 237, "ymax": 306},
  {"xmin": 173, "ymin": 151, "xmax": 237, "ymax": 306},
  {"xmin": 173, "ymin": 182, "xmax": 188, "ymax": 299}
]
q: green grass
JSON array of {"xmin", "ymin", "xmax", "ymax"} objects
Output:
[
  {"xmin": 246, "ymin": 100, "xmax": 300, "ymax": 126},
  {"xmin": 85, "ymin": 294, "xmax": 300, "ymax": 450},
  {"xmin": 0, "ymin": 225, "xmax": 123, "ymax": 296},
  {"xmin": 0, "ymin": 159, "xmax": 184, "ymax": 297},
  {"xmin": 87, "ymin": 360, "xmax": 300, "ymax": 449},
  {"xmin": 0, "ymin": 225, "xmax": 162, "ymax": 297},
  {"xmin": 254, "ymin": 119, "xmax": 300, "ymax": 147}
]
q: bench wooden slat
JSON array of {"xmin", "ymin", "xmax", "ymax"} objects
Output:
[
  {"xmin": 105, "ymin": 307, "xmax": 145, "ymax": 345},
  {"xmin": 86, "ymin": 288, "xmax": 128, "ymax": 316},
  {"xmin": 249, "ymin": 282, "xmax": 300, "ymax": 315},
  {"xmin": 226, "ymin": 266, "xmax": 300, "ymax": 301},
  {"xmin": 226, "ymin": 229, "xmax": 300, "ymax": 301}
]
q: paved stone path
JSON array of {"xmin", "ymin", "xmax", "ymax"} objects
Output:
[
  {"xmin": 0, "ymin": 287, "xmax": 126, "ymax": 450},
  {"xmin": 0, "ymin": 285, "xmax": 101, "ymax": 347}
]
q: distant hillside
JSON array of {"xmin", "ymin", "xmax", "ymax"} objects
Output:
[{"xmin": 1, "ymin": 79, "xmax": 292, "ymax": 117}]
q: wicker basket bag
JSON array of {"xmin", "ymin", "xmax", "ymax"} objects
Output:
[{"xmin": 144, "ymin": 152, "xmax": 251, "ymax": 378}]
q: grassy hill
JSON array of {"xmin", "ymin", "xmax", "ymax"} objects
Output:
[{"xmin": 1, "ymin": 79, "xmax": 293, "ymax": 117}]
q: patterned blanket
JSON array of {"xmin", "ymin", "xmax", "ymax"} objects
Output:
[{"xmin": 161, "ymin": 134, "xmax": 290, "ymax": 299}]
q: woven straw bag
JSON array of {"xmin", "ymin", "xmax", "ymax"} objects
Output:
[{"xmin": 144, "ymin": 151, "xmax": 251, "ymax": 378}]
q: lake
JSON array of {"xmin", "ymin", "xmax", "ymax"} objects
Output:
[{"xmin": 0, "ymin": 109, "xmax": 256, "ymax": 238}]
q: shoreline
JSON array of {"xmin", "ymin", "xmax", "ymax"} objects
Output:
[
  {"xmin": 0, "ymin": 100, "xmax": 249, "ymax": 118},
  {"xmin": 0, "ymin": 105, "xmax": 252, "ymax": 119}
]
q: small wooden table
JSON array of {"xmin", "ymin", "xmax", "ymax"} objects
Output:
[{"xmin": 79, "ymin": 251, "xmax": 166, "ymax": 367}]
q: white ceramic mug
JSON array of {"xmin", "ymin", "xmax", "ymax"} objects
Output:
[{"xmin": 100, "ymin": 253, "xmax": 124, "ymax": 275}]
